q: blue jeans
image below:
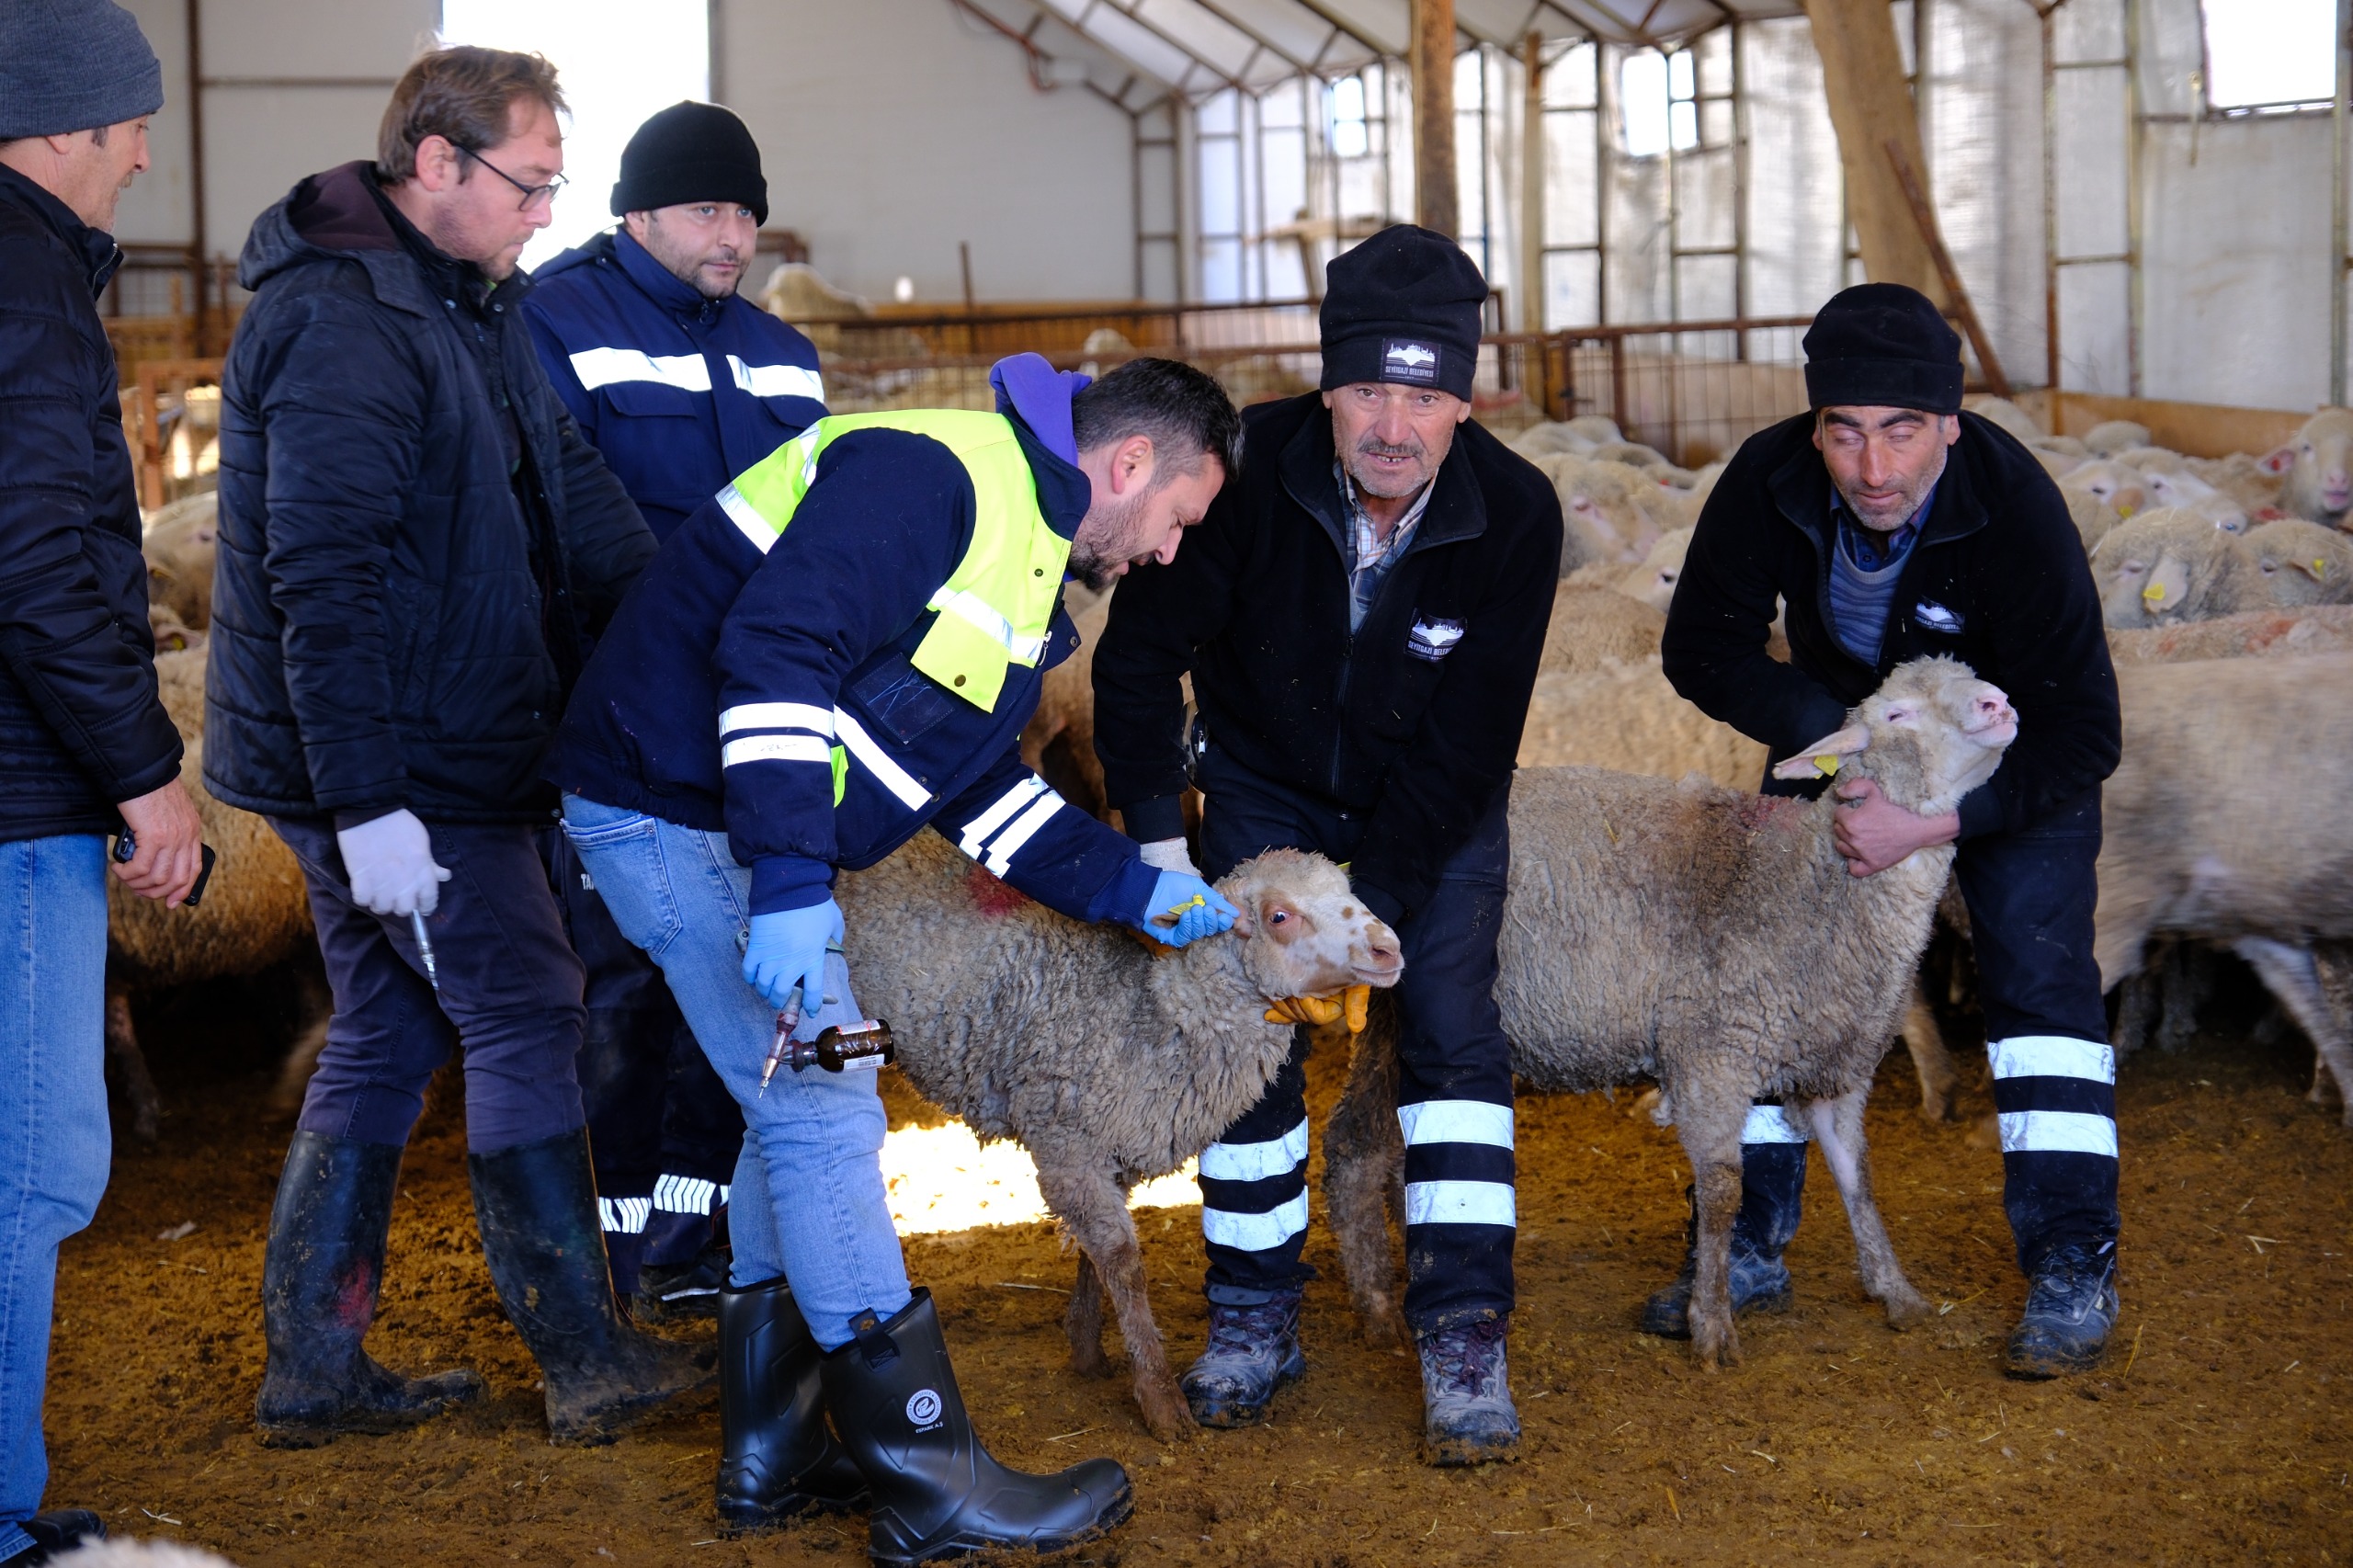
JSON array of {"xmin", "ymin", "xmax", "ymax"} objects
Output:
[
  {"xmin": 559, "ymin": 795, "xmax": 910, "ymax": 1349},
  {"xmin": 0, "ymin": 835, "xmax": 110, "ymax": 1556}
]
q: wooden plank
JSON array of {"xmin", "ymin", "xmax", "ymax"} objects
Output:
[
  {"xmin": 1413, "ymin": 0, "xmax": 1458, "ymax": 238},
  {"xmin": 2013, "ymin": 389, "xmax": 2313, "ymax": 460},
  {"xmin": 1801, "ymin": 0, "xmax": 1941, "ymax": 301}
]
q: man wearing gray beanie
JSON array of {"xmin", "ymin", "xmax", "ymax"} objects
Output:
[{"xmin": 0, "ymin": 3, "xmax": 206, "ymax": 1562}]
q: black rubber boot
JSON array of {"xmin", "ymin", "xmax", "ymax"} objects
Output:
[
  {"xmin": 1178, "ymin": 1290, "xmax": 1305, "ymax": 1428},
  {"xmin": 716, "ymin": 1276, "xmax": 870, "ymax": 1533},
  {"xmin": 0, "ymin": 1508, "xmax": 106, "ymax": 1566},
  {"xmin": 255, "ymin": 1131, "xmax": 485, "ymax": 1446},
  {"xmin": 821, "ymin": 1289, "xmax": 1132, "ymax": 1565},
  {"xmin": 469, "ymin": 1131, "xmax": 715, "ymax": 1445},
  {"xmin": 2005, "ymin": 1240, "xmax": 2120, "ymax": 1379},
  {"xmin": 1639, "ymin": 1142, "xmax": 1806, "ymax": 1337}
]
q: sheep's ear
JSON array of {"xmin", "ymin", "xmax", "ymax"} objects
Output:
[
  {"xmin": 2259, "ymin": 444, "xmax": 2297, "ymax": 475},
  {"xmin": 2293, "ymin": 552, "xmax": 2333, "ymax": 582},
  {"xmin": 1770, "ymin": 724, "xmax": 1870, "ymax": 779},
  {"xmin": 2142, "ymin": 553, "xmax": 2190, "ymax": 611},
  {"xmin": 1227, "ymin": 898, "xmax": 1256, "ymax": 938}
]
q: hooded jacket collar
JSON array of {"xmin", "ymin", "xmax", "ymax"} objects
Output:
[
  {"xmin": 989, "ymin": 352, "xmax": 1091, "ymax": 540},
  {"xmin": 0, "ymin": 162, "xmax": 121, "ymax": 295},
  {"xmin": 239, "ymin": 160, "xmax": 529, "ymax": 320},
  {"xmin": 1277, "ymin": 393, "xmax": 1489, "ymax": 561}
]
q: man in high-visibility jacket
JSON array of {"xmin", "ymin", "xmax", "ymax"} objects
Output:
[{"xmin": 548, "ymin": 352, "xmax": 1238, "ymax": 1561}]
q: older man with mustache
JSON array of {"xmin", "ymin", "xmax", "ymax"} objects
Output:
[{"xmin": 1094, "ymin": 225, "xmax": 1563, "ymax": 1466}]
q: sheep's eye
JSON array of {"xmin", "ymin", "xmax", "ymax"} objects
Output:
[
  {"xmin": 2261, "ymin": 561, "xmax": 2277, "ymax": 573},
  {"xmin": 1268, "ymin": 909, "xmax": 1289, "ymax": 925}
]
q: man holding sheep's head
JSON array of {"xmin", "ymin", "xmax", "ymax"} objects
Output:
[{"xmin": 1662, "ymin": 281, "xmax": 2127, "ymax": 1379}]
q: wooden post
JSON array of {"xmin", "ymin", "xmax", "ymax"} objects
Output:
[
  {"xmin": 1801, "ymin": 0, "xmax": 1942, "ymax": 301},
  {"xmin": 1886, "ymin": 141, "xmax": 2010, "ymax": 395},
  {"xmin": 1412, "ymin": 0, "xmax": 1457, "ymax": 237},
  {"xmin": 1519, "ymin": 29, "xmax": 1545, "ymax": 332}
]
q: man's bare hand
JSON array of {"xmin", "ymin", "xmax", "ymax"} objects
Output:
[
  {"xmin": 1832, "ymin": 777, "xmax": 1959, "ymax": 878},
  {"xmin": 115, "ymin": 778, "xmax": 205, "ymax": 905}
]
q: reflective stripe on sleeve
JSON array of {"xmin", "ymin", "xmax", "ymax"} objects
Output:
[
  {"xmin": 719, "ymin": 701, "xmax": 835, "ymax": 738},
  {"xmin": 1997, "ymin": 1110, "xmax": 2119, "ymax": 1158},
  {"xmin": 570, "ymin": 347, "xmax": 711, "ymax": 392},
  {"xmin": 982, "ymin": 790, "xmax": 1065, "ymax": 875},
  {"xmin": 1404, "ymin": 1179, "xmax": 1517, "ymax": 1228},
  {"xmin": 716, "ymin": 483, "xmax": 776, "ymax": 553},
  {"xmin": 832, "ymin": 709, "xmax": 931, "ymax": 810},
  {"xmin": 1988, "ymin": 1035, "xmax": 2115, "ymax": 1085},
  {"xmin": 1397, "ymin": 1099, "xmax": 1514, "ymax": 1150},
  {"xmin": 727, "ymin": 356, "xmax": 826, "ymax": 402},
  {"xmin": 722, "ymin": 734, "xmax": 832, "ymax": 768},
  {"xmin": 1200, "ymin": 1191, "xmax": 1309, "ymax": 1252},
  {"xmin": 1198, "ymin": 1120, "xmax": 1310, "ymax": 1183},
  {"xmin": 957, "ymin": 775, "xmax": 1047, "ymax": 860}
]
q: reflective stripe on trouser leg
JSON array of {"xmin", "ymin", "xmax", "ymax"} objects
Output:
[
  {"xmin": 1199, "ymin": 1031, "xmax": 1315, "ymax": 1304},
  {"xmin": 1989, "ymin": 1034, "xmax": 2119, "ymax": 1272}
]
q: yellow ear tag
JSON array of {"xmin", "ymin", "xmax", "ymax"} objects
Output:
[
  {"xmin": 2117, "ymin": 504, "xmax": 2135, "ymax": 518},
  {"xmin": 2143, "ymin": 581, "xmax": 2166, "ymax": 603},
  {"xmin": 1813, "ymin": 754, "xmax": 1841, "ymax": 778},
  {"xmin": 2315, "ymin": 558, "xmax": 2330, "ymax": 577}
]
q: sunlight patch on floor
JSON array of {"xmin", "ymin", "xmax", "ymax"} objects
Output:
[{"xmin": 881, "ymin": 1120, "xmax": 1199, "ymax": 1234}]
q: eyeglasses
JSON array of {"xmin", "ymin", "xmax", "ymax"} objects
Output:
[{"xmin": 456, "ymin": 143, "xmax": 566, "ymax": 211}]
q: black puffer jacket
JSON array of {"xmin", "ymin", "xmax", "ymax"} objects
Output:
[
  {"xmin": 0, "ymin": 165, "xmax": 183, "ymax": 843},
  {"xmin": 207, "ymin": 163, "xmax": 654, "ymax": 824},
  {"xmin": 1093, "ymin": 392, "xmax": 1562, "ymax": 923},
  {"xmin": 1662, "ymin": 410, "xmax": 2120, "ymax": 837}
]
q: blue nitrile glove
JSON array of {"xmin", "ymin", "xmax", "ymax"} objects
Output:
[
  {"xmin": 1129, "ymin": 869, "xmax": 1239, "ymax": 948},
  {"xmin": 744, "ymin": 899, "xmax": 845, "ymax": 1012}
]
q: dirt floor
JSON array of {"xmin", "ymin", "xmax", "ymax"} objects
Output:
[{"xmin": 47, "ymin": 966, "xmax": 2351, "ymax": 1567}]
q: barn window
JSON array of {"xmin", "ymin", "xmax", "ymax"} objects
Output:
[
  {"xmin": 1329, "ymin": 74, "xmax": 1370, "ymax": 160},
  {"xmin": 2200, "ymin": 0, "xmax": 2336, "ymax": 113},
  {"xmin": 1620, "ymin": 49, "xmax": 1698, "ymax": 158},
  {"xmin": 438, "ymin": 0, "xmax": 711, "ymax": 271}
]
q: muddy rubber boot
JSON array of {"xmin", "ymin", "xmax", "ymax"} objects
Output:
[
  {"xmin": 1639, "ymin": 1142, "xmax": 1805, "ymax": 1337},
  {"xmin": 1418, "ymin": 1318, "xmax": 1520, "ymax": 1466},
  {"xmin": 716, "ymin": 1276, "xmax": 869, "ymax": 1533},
  {"xmin": 469, "ymin": 1131, "xmax": 715, "ymax": 1445},
  {"xmin": 2005, "ymin": 1240, "xmax": 2120, "ymax": 1379},
  {"xmin": 821, "ymin": 1289, "xmax": 1132, "ymax": 1566},
  {"xmin": 1178, "ymin": 1290, "xmax": 1305, "ymax": 1428},
  {"xmin": 255, "ymin": 1131, "xmax": 485, "ymax": 1447}
]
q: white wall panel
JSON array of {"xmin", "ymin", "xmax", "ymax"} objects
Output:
[{"xmin": 110, "ymin": 0, "xmax": 194, "ymax": 246}]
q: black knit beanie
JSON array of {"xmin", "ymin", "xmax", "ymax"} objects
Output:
[
  {"xmin": 1802, "ymin": 282, "xmax": 1963, "ymax": 414},
  {"xmin": 610, "ymin": 100, "xmax": 767, "ymax": 223},
  {"xmin": 1319, "ymin": 224, "xmax": 1487, "ymax": 402}
]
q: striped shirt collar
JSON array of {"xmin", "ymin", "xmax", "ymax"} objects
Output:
[{"xmin": 1336, "ymin": 458, "xmax": 1438, "ymax": 630}]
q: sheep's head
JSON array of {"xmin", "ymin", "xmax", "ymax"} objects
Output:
[
  {"xmin": 2062, "ymin": 460, "xmax": 2149, "ymax": 519},
  {"xmin": 2089, "ymin": 506, "xmax": 2243, "ymax": 627},
  {"xmin": 2245, "ymin": 517, "xmax": 2347, "ymax": 607},
  {"xmin": 1620, "ymin": 526, "xmax": 1693, "ymax": 613},
  {"xmin": 2266, "ymin": 407, "xmax": 2353, "ymax": 517},
  {"xmin": 1771, "ymin": 656, "xmax": 2016, "ymax": 817},
  {"xmin": 1215, "ymin": 850, "xmax": 1404, "ymax": 1006}
]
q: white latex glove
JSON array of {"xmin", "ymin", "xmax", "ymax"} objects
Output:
[
  {"xmin": 1137, "ymin": 836, "xmax": 1202, "ymax": 879},
  {"xmin": 337, "ymin": 809, "xmax": 452, "ymax": 917}
]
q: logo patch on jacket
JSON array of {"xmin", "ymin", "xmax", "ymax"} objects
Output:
[
  {"xmin": 1406, "ymin": 614, "xmax": 1467, "ymax": 662},
  {"xmin": 1914, "ymin": 600, "xmax": 1964, "ymax": 635},
  {"xmin": 1382, "ymin": 339, "xmax": 1440, "ymax": 384}
]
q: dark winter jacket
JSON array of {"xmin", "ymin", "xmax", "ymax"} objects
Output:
[
  {"xmin": 522, "ymin": 229, "xmax": 825, "ymax": 540},
  {"xmin": 206, "ymin": 162, "xmax": 656, "ymax": 826},
  {"xmin": 0, "ymin": 164, "xmax": 183, "ymax": 843},
  {"xmin": 551, "ymin": 356, "xmax": 1157, "ymax": 926},
  {"xmin": 1093, "ymin": 392, "xmax": 1563, "ymax": 925},
  {"xmin": 1661, "ymin": 410, "xmax": 2120, "ymax": 837}
]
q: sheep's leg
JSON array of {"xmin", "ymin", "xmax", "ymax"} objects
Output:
[
  {"xmin": 2154, "ymin": 941, "xmax": 2212, "ymax": 1056},
  {"xmin": 1900, "ymin": 975, "xmax": 1959, "ymax": 1123},
  {"xmin": 1670, "ymin": 1095, "xmax": 1747, "ymax": 1371},
  {"xmin": 271, "ymin": 964, "xmax": 334, "ymax": 1117},
  {"xmin": 1031, "ymin": 1162, "xmax": 1191, "ymax": 1442},
  {"xmin": 102, "ymin": 984, "xmax": 161, "ymax": 1144},
  {"xmin": 2234, "ymin": 938, "xmax": 2353, "ymax": 1129},
  {"xmin": 1802, "ymin": 1092, "xmax": 1932, "ymax": 1327},
  {"xmin": 1064, "ymin": 1249, "xmax": 1111, "ymax": 1379},
  {"xmin": 2109, "ymin": 969, "xmax": 2156, "ymax": 1062},
  {"xmin": 1321, "ymin": 999, "xmax": 1407, "ymax": 1347}
]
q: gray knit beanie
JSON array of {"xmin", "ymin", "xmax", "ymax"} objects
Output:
[{"xmin": 0, "ymin": 0, "xmax": 165, "ymax": 141}]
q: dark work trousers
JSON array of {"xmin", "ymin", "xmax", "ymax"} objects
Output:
[
  {"xmin": 270, "ymin": 818, "xmax": 587, "ymax": 1153},
  {"xmin": 541, "ymin": 831, "xmax": 745, "ymax": 1285},
  {"xmin": 1735, "ymin": 784, "xmax": 2120, "ymax": 1278},
  {"xmin": 1193, "ymin": 748, "xmax": 1517, "ymax": 1337}
]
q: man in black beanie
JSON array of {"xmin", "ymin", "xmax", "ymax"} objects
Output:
[
  {"xmin": 1661, "ymin": 281, "xmax": 2125, "ymax": 1377},
  {"xmin": 1095, "ymin": 224, "xmax": 1562, "ymax": 1464},
  {"xmin": 523, "ymin": 100, "xmax": 824, "ymax": 1324}
]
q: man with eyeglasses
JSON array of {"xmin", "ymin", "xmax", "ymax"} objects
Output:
[{"xmin": 209, "ymin": 46, "xmax": 704, "ymax": 1448}]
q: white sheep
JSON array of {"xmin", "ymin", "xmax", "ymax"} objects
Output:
[
  {"xmin": 1961, "ymin": 395, "xmax": 2045, "ymax": 444},
  {"xmin": 2242, "ymin": 517, "xmax": 2353, "ymax": 607},
  {"xmin": 1534, "ymin": 454, "xmax": 1681, "ymax": 574},
  {"xmin": 2081, "ymin": 419, "xmax": 2153, "ymax": 459},
  {"xmin": 141, "ymin": 490, "xmax": 218, "ymax": 631},
  {"xmin": 2265, "ymin": 407, "xmax": 2353, "ymax": 526},
  {"xmin": 2089, "ymin": 507, "xmax": 2260, "ymax": 627},
  {"xmin": 834, "ymin": 835, "xmax": 1402, "ymax": 1438},
  {"xmin": 2106, "ymin": 603, "xmax": 2353, "ymax": 664},
  {"xmin": 1539, "ymin": 582, "xmax": 1667, "ymax": 674},
  {"xmin": 1517, "ymin": 656, "xmax": 1767, "ymax": 790},
  {"xmin": 1613, "ymin": 527, "xmax": 1693, "ymax": 614},
  {"xmin": 1326, "ymin": 656, "xmax": 2018, "ymax": 1366},
  {"xmin": 2094, "ymin": 653, "xmax": 2353, "ymax": 1123}
]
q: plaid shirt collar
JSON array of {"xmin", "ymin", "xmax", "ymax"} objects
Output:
[{"xmin": 1336, "ymin": 458, "xmax": 1438, "ymax": 629}]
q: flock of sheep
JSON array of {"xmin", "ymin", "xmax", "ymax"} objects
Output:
[{"xmin": 110, "ymin": 390, "xmax": 2353, "ymax": 1443}]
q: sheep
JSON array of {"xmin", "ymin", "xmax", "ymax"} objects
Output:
[
  {"xmin": 1613, "ymin": 526, "xmax": 1693, "ymax": 614},
  {"xmin": 1517, "ymin": 656, "xmax": 1768, "ymax": 790},
  {"xmin": 2063, "ymin": 486, "xmax": 2124, "ymax": 552},
  {"xmin": 2186, "ymin": 449, "xmax": 2287, "ymax": 515},
  {"xmin": 1327, "ymin": 656, "xmax": 2016, "ymax": 1365},
  {"xmin": 2122, "ymin": 456, "xmax": 2251, "ymax": 534},
  {"xmin": 834, "ymin": 834, "xmax": 1403, "ymax": 1438},
  {"xmin": 2088, "ymin": 506, "xmax": 2260, "ymax": 628},
  {"xmin": 2092, "ymin": 653, "xmax": 2353, "ymax": 1124},
  {"xmin": 1508, "ymin": 415, "xmax": 1626, "ymax": 461},
  {"xmin": 1017, "ymin": 585, "xmax": 1111, "ymax": 818},
  {"xmin": 141, "ymin": 489, "xmax": 218, "ymax": 631},
  {"xmin": 1536, "ymin": 454, "xmax": 1680, "ymax": 574},
  {"xmin": 2059, "ymin": 460, "xmax": 2150, "ymax": 524},
  {"xmin": 104, "ymin": 642, "xmax": 319, "ymax": 1141},
  {"xmin": 2265, "ymin": 406, "xmax": 2353, "ymax": 527},
  {"xmin": 2106, "ymin": 603, "xmax": 2353, "ymax": 664},
  {"xmin": 2242, "ymin": 516, "xmax": 2353, "ymax": 608},
  {"xmin": 1961, "ymin": 395, "xmax": 2044, "ymax": 444},
  {"xmin": 1539, "ymin": 582, "xmax": 1667, "ymax": 674},
  {"xmin": 2081, "ymin": 419, "xmax": 2152, "ymax": 459}
]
